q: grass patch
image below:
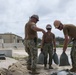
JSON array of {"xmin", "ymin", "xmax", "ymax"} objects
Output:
[{"xmin": 12, "ymin": 56, "xmax": 28, "ymax": 60}]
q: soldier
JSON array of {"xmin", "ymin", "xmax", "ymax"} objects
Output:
[
  {"xmin": 53, "ymin": 20, "xmax": 76, "ymax": 72},
  {"xmin": 41, "ymin": 24, "xmax": 56, "ymax": 69},
  {"xmin": 24, "ymin": 14, "xmax": 45, "ymax": 74}
]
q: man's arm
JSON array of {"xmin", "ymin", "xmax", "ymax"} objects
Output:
[
  {"xmin": 63, "ymin": 34, "xmax": 70, "ymax": 52},
  {"xmin": 40, "ymin": 35, "xmax": 45, "ymax": 52},
  {"xmin": 41, "ymin": 35, "xmax": 44, "ymax": 49},
  {"xmin": 25, "ymin": 24, "xmax": 27, "ymax": 39},
  {"xmin": 31, "ymin": 26, "xmax": 45, "ymax": 34},
  {"xmin": 53, "ymin": 35, "xmax": 56, "ymax": 52}
]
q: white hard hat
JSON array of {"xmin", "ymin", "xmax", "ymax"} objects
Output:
[
  {"xmin": 53, "ymin": 20, "xmax": 61, "ymax": 28},
  {"xmin": 31, "ymin": 14, "xmax": 39, "ymax": 21},
  {"xmin": 46, "ymin": 24, "xmax": 52, "ymax": 29}
]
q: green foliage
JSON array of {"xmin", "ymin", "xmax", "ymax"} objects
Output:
[
  {"xmin": 37, "ymin": 38, "xmax": 41, "ymax": 43},
  {"xmin": 56, "ymin": 37, "xmax": 64, "ymax": 45},
  {"xmin": 37, "ymin": 37, "xmax": 72, "ymax": 48},
  {"xmin": 56, "ymin": 44, "xmax": 72, "ymax": 47}
]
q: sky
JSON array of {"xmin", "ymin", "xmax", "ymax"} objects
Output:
[{"xmin": 0, "ymin": 0, "xmax": 76, "ymax": 39}]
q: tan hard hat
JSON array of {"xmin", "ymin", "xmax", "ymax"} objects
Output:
[
  {"xmin": 53, "ymin": 20, "xmax": 61, "ymax": 28},
  {"xmin": 31, "ymin": 14, "xmax": 39, "ymax": 21},
  {"xmin": 46, "ymin": 24, "xmax": 52, "ymax": 29}
]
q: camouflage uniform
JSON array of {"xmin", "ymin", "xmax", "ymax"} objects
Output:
[
  {"xmin": 25, "ymin": 21, "xmax": 38, "ymax": 71},
  {"xmin": 43, "ymin": 43, "xmax": 53, "ymax": 66},
  {"xmin": 25, "ymin": 39, "xmax": 38, "ymax": 70},
  {"xmin": 41, "ymin": 32, "xmax": 55, "ymax": 68},
  {"xmin": 63, "ymin": 24, "xmax": 76, "ymax": 68},
  {"xmin": 71, "ymin": 40, "xmax": 76, "ymax": 68}
]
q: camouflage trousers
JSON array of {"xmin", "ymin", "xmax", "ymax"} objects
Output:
[
  {"xmin": 24, "ymin": 40, "xmax": 38, "ymax": 70},
  {"xmin": 43, "ymin": 43, "xmax": 53, "ymax": 66},
  {"xmin": 71, "ymin": 40, "xmax": 76, "ymax": 68}
]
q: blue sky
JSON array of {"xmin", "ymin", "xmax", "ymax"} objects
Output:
[{"xmin": 0, "ymin": 0, "xmax": 76, "ymax": 38}]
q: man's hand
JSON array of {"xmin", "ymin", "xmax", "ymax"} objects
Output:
[
  {"xmin": 63, "ymin": 49, "xmax": 66, "ymax": 53},
  {"xmin": 54, "ymin": 49, "xmax": 56, "ymax": 53},
  {"xmin": 41, "ymin": 48, "xmax": 43, "ymax": 52},
  {"xmin": 42, "ymin": 29, "xmax": 46, "ymax": 34}
]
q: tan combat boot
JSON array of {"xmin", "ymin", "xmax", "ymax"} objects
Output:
[
  {"xmin": 44, "ymin": 64, "xmax": 48, "ymax": 70},
  {"xmin": 70, "ymin": 67, "xmax": 76, "ymax": 72},
  {"xmin": 49, "ymin": 66, "xmax": 53, "ymax": 69},
  {"xmin": 29, "ymin": 69, "xmax": 40, "ymax": 74},
  {"xmin": 27, "ymin": 65, "xmax": 31, "ymax": 70}
]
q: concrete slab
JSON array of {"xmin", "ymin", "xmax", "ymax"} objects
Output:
[{"xmin": 0, "ymin": 49, "xmax": 12, "ymax": 57}]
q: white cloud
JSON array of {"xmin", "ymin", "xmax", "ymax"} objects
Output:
[{"xmin": 0, "ymin": 0, "xmax": 76, "ymax": 38}]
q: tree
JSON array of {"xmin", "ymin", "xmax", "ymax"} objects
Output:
[
  {"xmin": 37, "ymin": 38, "xmax": 41, "ymax": 44},
  {"xmin": 56, "ymin": 37, "xmax": 64, "ymax": 45}
]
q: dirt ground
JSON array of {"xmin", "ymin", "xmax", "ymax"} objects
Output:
[
  {"xmin": 0, "ymin": 47, "xmax": 76, "ymax": 75},
  {"xmin": 19, "ymin": 58, "xmax": 75, "ymax": 75},
  {"xmin": 12, "ymin": 47, "xmax": 74, "ymax": 75},
  {"xmin": 18, "ymin": 58, "xmax": 72, "ymax": 75}
]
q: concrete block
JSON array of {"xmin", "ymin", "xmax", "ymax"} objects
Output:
[
  {"xmin": 0, "ymin": 50, "xmax": 12, "ymax": 57},
  {"xmin": 0, "ymin": 54, "xmax": 6, "ymax": 60}
]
